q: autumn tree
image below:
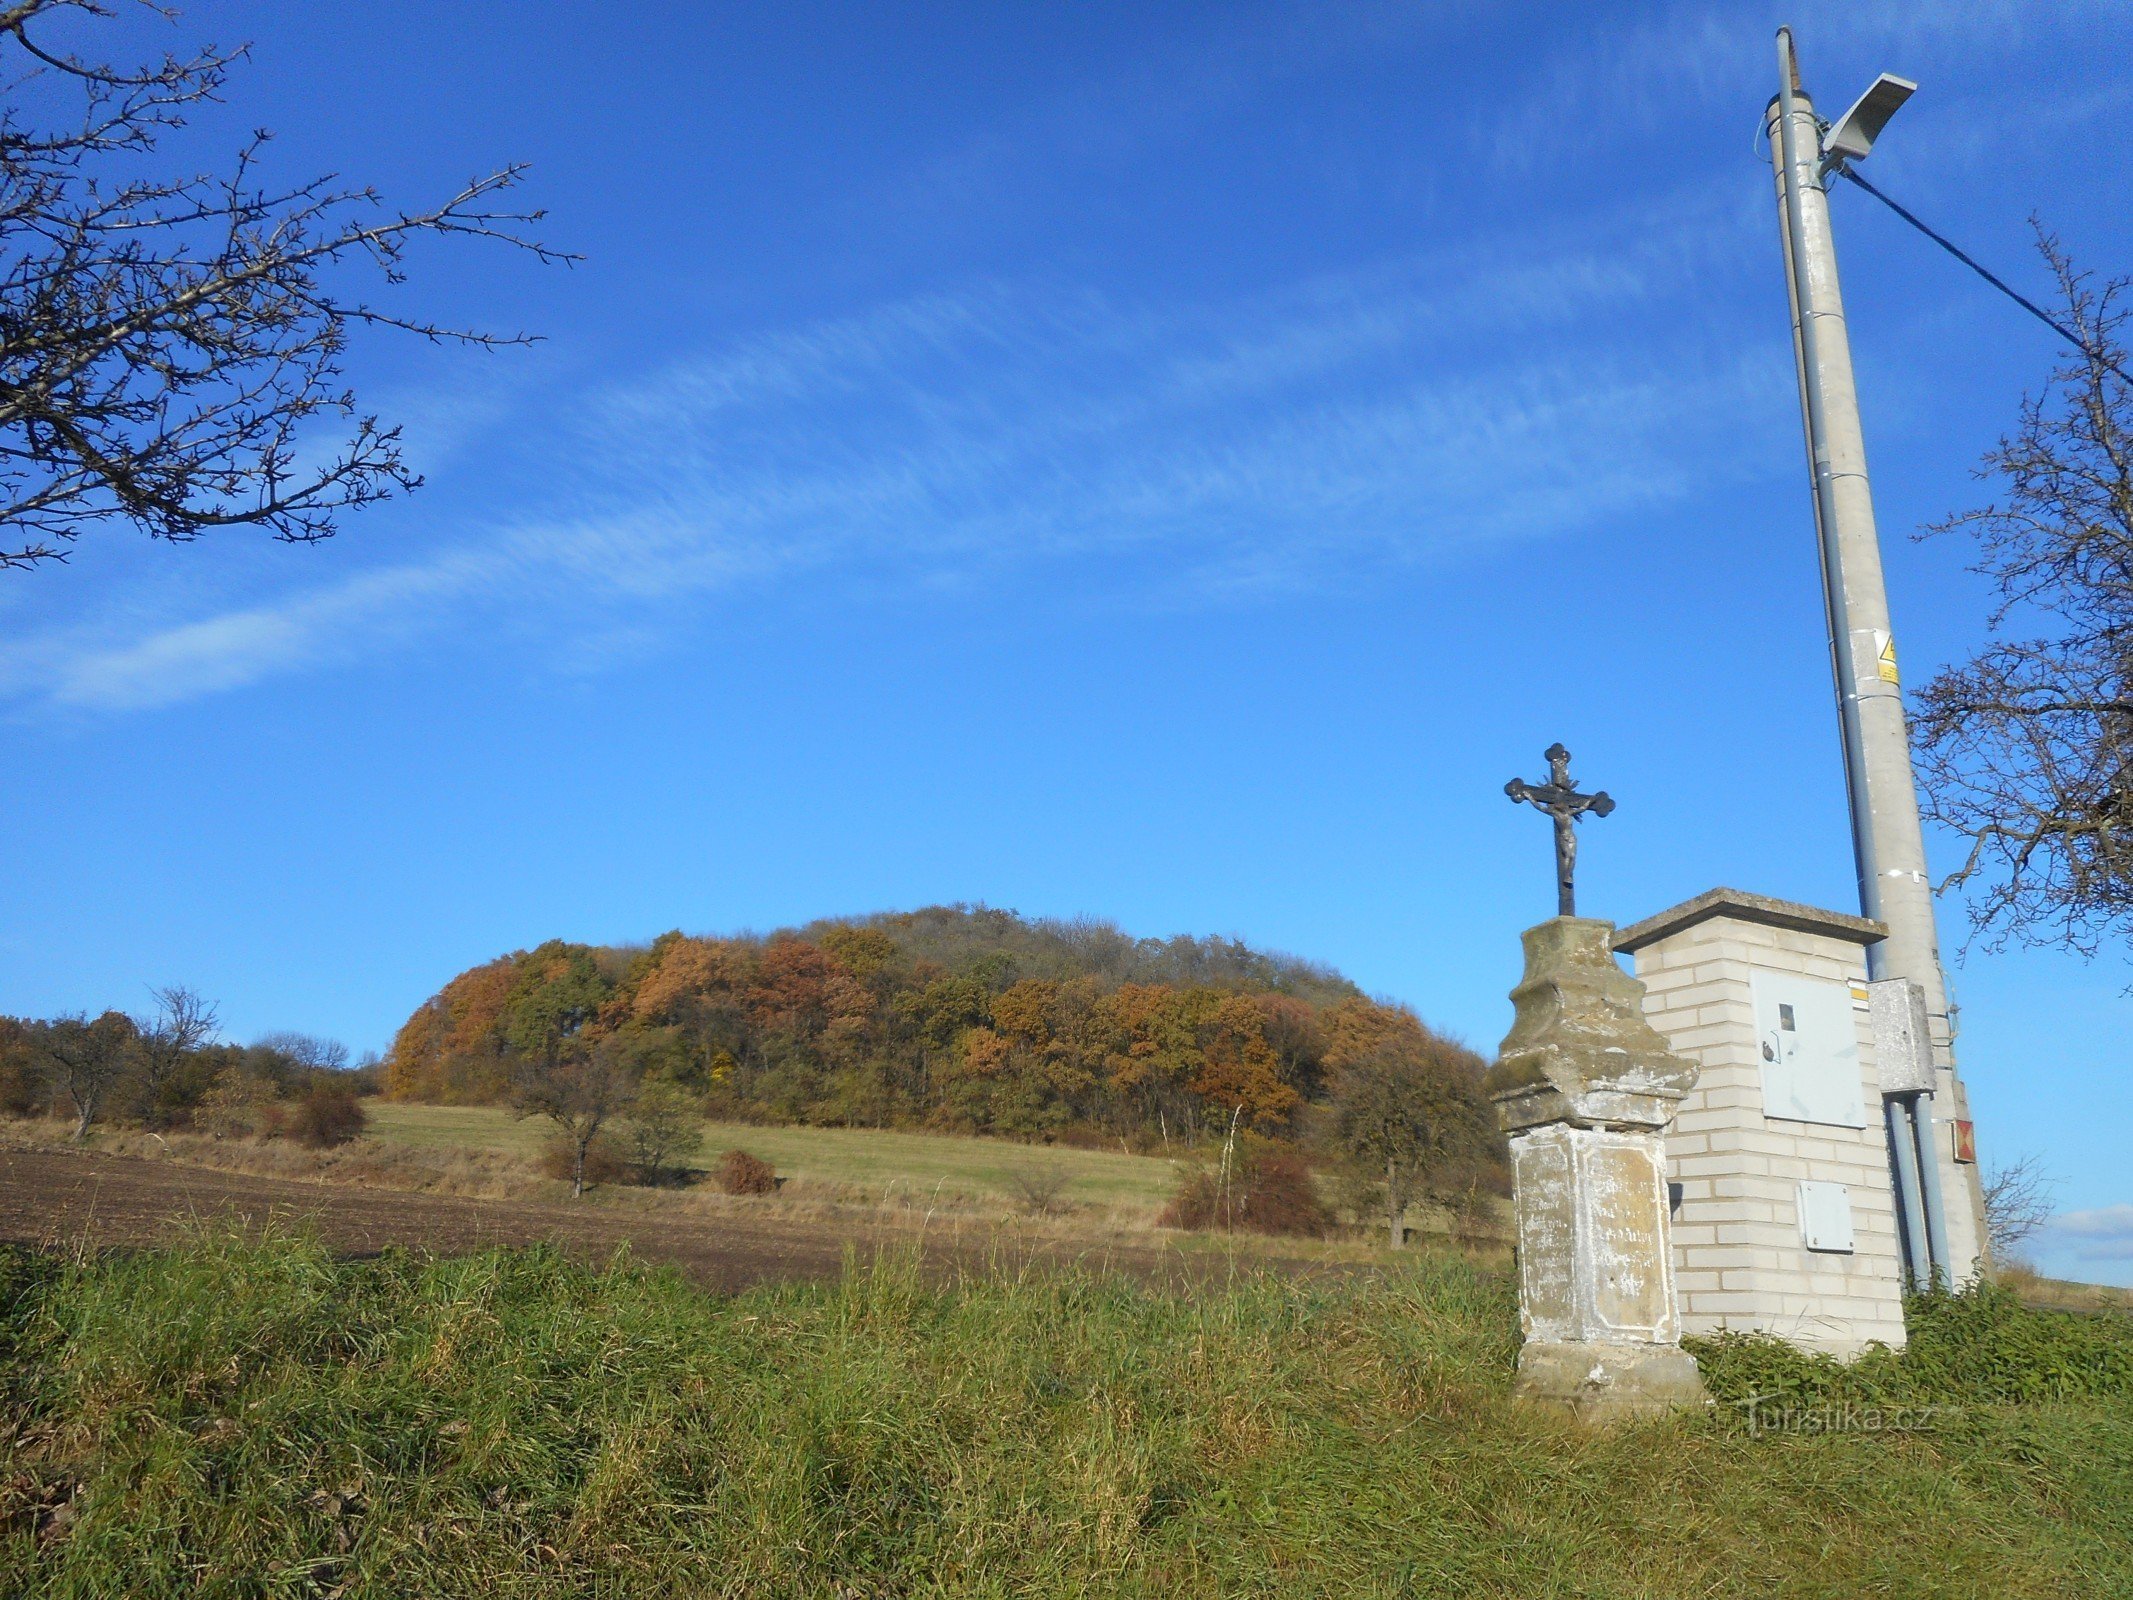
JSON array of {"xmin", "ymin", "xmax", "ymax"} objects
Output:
[
  {"xmin": 0, "ymin": 1016, "xmax": 43, "ymax": 1115},
  {"xmin": 501, "ymin": 942, "xmax": 609, "ymax": 1067},
  {"xmin": 1324, "ymin": 1001, "xmax": 1496, "ymax": 1246},
  {"xmin": 1190, "ymin": 994, "xmax": 1298, "ymax": 1132},
  {"xmin": 1254, "ymin": 994, "xmax": 1327, "ymax": 1101},
  {"xmin": 629, "ymin": 934, "xmax": 756, "ymax": 1088},
  {"xmin": 0, "ymin": 0, "xmax": 565, "ymax": 570},
  {"xmin": 963, "ymin": 978, "xmax": 1093, "ymax": 1136},
  {"xmin": 384, "ymin": 955, "xmax": 516, "ymax": 1101},
  {"xmin": 1913, "ymin": 237, "xmax": 2133, "ymax": 959},
  {"xmin": 1100, "ymin": 983, "xmax": 1206, "ymax": 1145},
  {"xmin": 817, "ymin": 925, "xmax": 898, "ymax": 982},
  {"xmin": 512, "ymin": 1037, "xmax": 630, "ymax": 1199},
  {"xmin": 43, "ymin": 1009, "xmax": 136, "ymax": 1139}
]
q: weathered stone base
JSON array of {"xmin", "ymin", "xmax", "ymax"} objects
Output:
[{"xmin": 1513, "ymin": 1340, "xmax": 1707, "ymax": 1420}]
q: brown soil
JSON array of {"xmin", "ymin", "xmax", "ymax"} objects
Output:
[{"xmin": 0, "ymin": 1144, "xmax": 1357, "ymax": 1293}]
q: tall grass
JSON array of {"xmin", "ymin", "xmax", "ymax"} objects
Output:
[{"xmin": 3, "ymin": 1230, "xmax": 2129, "ymax": 1598}]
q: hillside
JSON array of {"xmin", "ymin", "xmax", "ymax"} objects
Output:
[{"xmin": 385, "ymin": 906, "xmax": 1496, "ymax": 1163}]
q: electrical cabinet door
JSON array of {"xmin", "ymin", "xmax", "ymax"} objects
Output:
[{"xmin": 1753, "ymin": 971, "xmax": 1869, "ymax": 1128}]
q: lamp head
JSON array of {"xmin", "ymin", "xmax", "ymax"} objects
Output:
[{"xmin": 1825, "ymin": 72, "xmax": 1916, "ymax": 167}]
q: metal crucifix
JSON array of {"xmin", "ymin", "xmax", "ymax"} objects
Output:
[{"xmin": 1506, "ymin": 743, "xmax": 1615, "ymax": 917}]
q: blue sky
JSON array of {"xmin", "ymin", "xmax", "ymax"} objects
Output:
[{"xmin": 2, "ymin": 1, "xmax": 2128, "ymax": 1280}]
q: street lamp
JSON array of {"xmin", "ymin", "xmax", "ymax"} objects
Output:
[
  {"xmin": 1822, "ymin": 73, "xmax": 1916, "ymax": 171},
  {"xmin": 1768, "ymin": 28, "xmax": 1988, "ymax": 1284}
]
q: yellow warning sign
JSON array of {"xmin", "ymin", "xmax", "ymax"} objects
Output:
[{"xmin": 1875, "ymin": 631, "xmax": 1899, "ymax": 685}]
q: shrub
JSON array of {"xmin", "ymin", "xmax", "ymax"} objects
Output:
[
  {"xmin": 537, "ymin": 1131, "xmax": 627, "ymax": 1188},
  {"xmin": 1004, "ymin": 1163, "xmax": 1072, "ymax": 1217},
  {"xmin": 714, "ymin": 1148, "xmax": 778, "ymax": 1196},
  {"xmin": 1160, "ymin": 1143, "xmax": 1330, "ymax": 1238},
  {"xmin": 284, "ymin": 1082, "xmax": 368, "ymax": 1149},
  {"xmin": 1689, "ymin": 1278, "xmax": 2133, "ymax": 1412},
  {"xmin": 197, "ymin": 1070, "xmax": 268, "ymax": 1139}
]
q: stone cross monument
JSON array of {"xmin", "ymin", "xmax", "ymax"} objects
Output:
[{"xmin": 1487, "ymin": 747, "xmax": 1706, "ymax": 1418}]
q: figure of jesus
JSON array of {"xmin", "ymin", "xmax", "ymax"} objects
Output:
[{"xmin": 1505, "ymin": 743, "xmax": 1615, "ymax": 917}]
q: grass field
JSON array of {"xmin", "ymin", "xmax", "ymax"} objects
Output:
[
  {"xmin": 366, "ymin": 1101, "xmax": 1185, "ymax": 1213},
  {"xmin": 3, "ymin": 1229, "xmax": 2130, "ymax": 1598}
]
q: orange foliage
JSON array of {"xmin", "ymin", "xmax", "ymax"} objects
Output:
[
  {"xmin": 1321, "ymin": 995, "xmax": 1431, "ymax": 1073},
  {"xmin": 375, "ymin": 911, "xmax": 1495, "ymax": 1172},
  {"xmin": 746, "ymin": 936, "xmax": 872, "ymax": 1057},
  {"xmin": 631, "ymin": 935, "xmax": 749, "ymax": 1025},
  {"xmin": 1191, "ymin": 993, "xmax": 1299, "ymax": 1130},
  {"xmin": 1098, "ymin": 983, "xmax": 1203, "ymax": 1104},
  {"xmin": 384, "ymin": 956, "xmax": 517, "ymax": 1103},
  {"xmin": 957, "ymin": 1026, "xmax": 1012, "ymax": 1079},
  {"xmin": 989, "ymin": 979, "xmax": 1057, "ymax": 1046}
]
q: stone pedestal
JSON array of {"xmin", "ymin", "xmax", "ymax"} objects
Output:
[{"xmin": 1486, "ymin": 918, "xmax": 1706, "ymax": 1419}]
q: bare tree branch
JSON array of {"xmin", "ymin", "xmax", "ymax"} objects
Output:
[
  {"xmin": 0, "ymin": 0, "xmax": 573, "ymax": 569},
  {"xmin": 1914, "ymin": 230, "xmax": 2133, "ymax": 964},
  {"xmin": 1981, "ymin": 1152, "xmax": 2060, "ymax": 1262},
  {"xmin": 132, "ymin": 981, "xmax": 215, "ymax": 1125}
]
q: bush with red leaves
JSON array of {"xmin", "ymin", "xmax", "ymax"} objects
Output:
[
  {"xmin": 714, "ymin": 1148, "xmax": 778, "ymax": 1196},
  {"xmin": 1160, "ymin": 1142, "xmax": 1329, "ymax": 1238},
  {"xmin": 282, "ymin": 1083, "xmax": 368, "ymax": 1149}
]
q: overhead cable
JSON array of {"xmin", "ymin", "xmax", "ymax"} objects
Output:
[{"xmin": 1835, "ymin": 164, "xmax": 2133, "ymax": 390}]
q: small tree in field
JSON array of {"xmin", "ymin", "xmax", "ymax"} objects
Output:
[
  {"xmin": 619, "ymin": 1077, "xmax": 703, "ymax": 1186},
  {"xmin": 512, "ymin": 1040, "xmax": 631, "ymax": 1199},
  {"xmin": 44, "ymin": 1010, "xmax": 137, "ymax": 1139},
  {"xmin": 133, "ymin": 985, "xmax": 217, "ymax": 1127},
  {"xmin": 1981, "ymin": 1153, "xmax": 2059, "ymax": 1264},
  {"xmin": 1324, "ymin": 1003, "xmax": 1497, "ymax": 1248}
]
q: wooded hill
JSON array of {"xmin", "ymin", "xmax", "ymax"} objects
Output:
[{"xmin": 386, "ymin": 906, "xmax": 1498, "ymax": 1157}]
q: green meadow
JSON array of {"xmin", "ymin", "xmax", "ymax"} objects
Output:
[
  {"xmin": 4, "ymin": 1229, "xmax": 2130, "ymax": 1598},
  {"xmin": 365, "ymin": 1100, "xmax": 1184, "ymax": 1213}
]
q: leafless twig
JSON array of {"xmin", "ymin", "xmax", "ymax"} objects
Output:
[{"xmin": 0, "ymin": 0, "xmax": 572, "ymax": 568}]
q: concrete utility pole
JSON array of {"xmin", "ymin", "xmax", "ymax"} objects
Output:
[{"xmin": 1767, "ymin": 28, "xmax": 1987, "ymax": 1280}]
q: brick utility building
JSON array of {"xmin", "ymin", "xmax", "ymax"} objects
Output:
[{"xmin": 1614, "ymin": 889, "xmax": 1971, "ymax": 1356}]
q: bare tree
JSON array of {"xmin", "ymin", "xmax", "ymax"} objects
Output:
[
  {"xmin": 133, "ymin": 982, "xmax": 215, "ymax": 1125},
  {"xmin": 43, "ymin": 1009, "xmax": 136, "ymax": 1138},
  {"xmin": 254, "ymin": 1030, "xmax": 349, "ymax": 1074},
  {"xmin": 512, "ymin": 1039, "xmax": 632, "ymax": 1199},
  {"xmin": 1912, "ymin": 234, "xmax": 2133, "ymax": 960},
  {"xmin": 1003, "ymin": 1161, "xmax": 1072, "ymax": 1217},
  {"xmin": 0, "ymin": 0, "xmax": 568, "ymax": 570},
  {"xmin": 1981, "ymin": 1152, "xmax": 2059, "ymax": 1263}
]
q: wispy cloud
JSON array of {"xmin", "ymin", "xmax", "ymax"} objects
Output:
[
  {"xmin": 1480, "ymin": 0, "xmax": 2130, "ymax": 177},
  {"xmin": 2048, "ymin": 1204, "xmax": 2133, "ymax": 1261},
  {"xmin": 0, "ymin": 192, "xmax": 1785, "ymax": 714}
]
